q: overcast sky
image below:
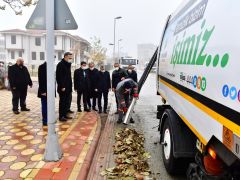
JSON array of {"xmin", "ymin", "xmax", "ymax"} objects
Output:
[{"xmin": 0, "ymin": 0, "xmax": 182, "ymax": 57}]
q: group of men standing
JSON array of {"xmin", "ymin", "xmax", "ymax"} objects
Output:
[
  {"xmin": 8, "ymin": 52, "xmax": 139, "ymax": 126},
  {"xmin": 56, "ymin": 52, "xmax": 112, "ymax": 122}
]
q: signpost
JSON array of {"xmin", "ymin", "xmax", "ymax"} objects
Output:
[{"xmin": 26, "ymin": 0, "xmax": 78, "ymax": 161}]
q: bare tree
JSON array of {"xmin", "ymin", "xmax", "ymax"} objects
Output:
[
  {"xmin": 0, "ymin": 0, "xmax": 37, "ymax": 15},
  {"xmin": 89, "ymin": 36, "xmax": 107, "ymax": 66}
]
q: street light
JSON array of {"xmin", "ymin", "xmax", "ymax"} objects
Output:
[
  {"xmin": 113, "ymin": 16, "xmax": 122, "ymax": 63},
  {"xmin": 118, "ymin": 39, "xmax": 123, "ymax": 60}
]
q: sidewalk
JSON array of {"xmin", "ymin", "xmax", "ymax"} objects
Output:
[{"xmin": 0, "ymin": 90, "xmax": 101, "ymax": 180}]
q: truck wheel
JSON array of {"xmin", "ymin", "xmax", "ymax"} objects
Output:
[{"xmin": 162, "ymin": 118, "xmax": 179, "ymax": 174}]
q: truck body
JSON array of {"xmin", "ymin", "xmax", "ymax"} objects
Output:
[{"xmin": 156, "ymin": 0, "xmax": 240, "ymax": 178}]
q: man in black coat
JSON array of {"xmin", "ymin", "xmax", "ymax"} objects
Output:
[
  {"xmin": 87, "ymin": 62, "xmax": 99, "ymax": 111},
  {"xmin": 97, "ymin": 65, "xmax": 111, "ymax": 113},
  {"xmin": 126, "ymin": 65, "xmax": 138, "ymax": 83},
  {"xmin": 74, "ymin": 61, "xmax": 90, "ymax": 112},
  {"xmin": 56, "ymin": 52, "xmax": 73, "ymax": 121},
  {"xmin": 8, "ymin": 58, "xmax": 32, "ymax": 114},
  {"xmin": 38, "ymin": 62, "xmax": 47, "ymax": 126},
  {"xmin": 111, "ymin": 62, "xmax": 128, "ymax": 113}
]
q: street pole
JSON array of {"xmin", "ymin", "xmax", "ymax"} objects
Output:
[
  {"xmin": 118, "ymin": 39, "xmax": 122, "ymax": 60},
  {"xmin": 113, "ymin": 16, "xmax": 122, "ymax": 63},
  {"xmin": 113, "ymin": 19, "xmax": 116, "ymax": 63},
  {"xmin": 44, "ymin": 0, "xmax": 62, "ymax": 161}
]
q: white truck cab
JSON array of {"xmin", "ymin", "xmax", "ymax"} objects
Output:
[{"xmin": 119, "ymin": 57, "xmax": 138, "ymax": 71}]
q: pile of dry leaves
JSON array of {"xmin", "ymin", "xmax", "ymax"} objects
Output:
[{"xmin": 101, "ymin": 128, "xmax": 151, "ymax": 179}]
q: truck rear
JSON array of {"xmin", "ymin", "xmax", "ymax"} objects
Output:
[{"xmin": 156, "ymin": 0, "xmax": 240, "ymax": 179}]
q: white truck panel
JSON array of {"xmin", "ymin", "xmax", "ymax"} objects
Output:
[{"xmin": 157, "ymin": 0, "xmax": 240, "ymax": 159}]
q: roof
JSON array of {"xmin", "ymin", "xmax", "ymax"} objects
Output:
[{"xmin": 0, "ymin": 29, "xmax": 90, "ymax": 44}]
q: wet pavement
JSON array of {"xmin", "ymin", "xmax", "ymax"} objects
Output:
[
  {"xmin": 0, "ymin": 90, "xmax": 100, "ymax": 179},
  {"xmin": 133, "ymin": 72, "xmax": 185, "ymax": 180},
  {"xmin": 88, "ymin": 71, "xmax": 185, "ymax": 180}
]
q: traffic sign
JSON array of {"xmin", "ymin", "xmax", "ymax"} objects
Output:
[{"xmin": 26, "ymin": 0, "xmax": 78, "ymax": 30}]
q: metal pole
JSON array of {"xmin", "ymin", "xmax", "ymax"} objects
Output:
[
  {"xmin": 113, "ymin": 18, "xmax": 116, "ymax": 63},
  {"xmin": 44, "ymin": 0, "xmax": 63, "ymax": 161},
  {"xmin": 118, "ymin": 39, "xmax": 122, "ymax": 60},
  {"xmin": 118, "ymin": 39, "xmax": 119, "ymax": 61}
]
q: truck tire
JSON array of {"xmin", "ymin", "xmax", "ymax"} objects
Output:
[
  {"xmin": 162, "ymin": 116, "xmax": 191, "ymax": 175},
  {"xmin": 162, "ymin": 118, "xmax": 179, "ymax": 174}
]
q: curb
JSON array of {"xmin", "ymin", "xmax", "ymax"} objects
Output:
[
  {"xmin": 76, "ymin": 111, "xmax": 102, "ymax": 180},
  {"xmin": 86, "ymin": 94, "xmax": 116, "ymax": 180}
]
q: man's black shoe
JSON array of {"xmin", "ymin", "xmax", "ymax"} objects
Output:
[
  {"xmin": 65, "ymin": 116, "xmax": 73, "ymax": 119},
  {"xmin": 68, "ymin": 110, "xmax": 74, "ymax": 114},
  {"xmin": 78, "ymin": 109, "xmax": 82, "ymax": 112},
  {"xmin": 42, "ymin": 122, "xmax": 48, "ymax": 126},
  {"xmin": 92, "ymin": 107, "xmax": 98, "ymax": 111},
  {"xmin": 130, "ymin": 118, "xmax": 135, "ymax": 123},
  {"xmin": 13, "ymin": 111, "xmax": 20, "ymax": 115},
  {"xmin": 84, "ymin": 109, "xmax": 90, "ymax": 112},
  {"xmin": 104, "ymin": 110, "xmax": 107, "ymax": 114},
  {"xmin": 21, "ymin": 108, "xmax": 30, "ymax": 111},
  {"xmin": 117, "ymin": 119, "xmax": 122, "ymax": 124},
  {"xmin": 59, "ymin": 117, "xmax": 67, "ymax": 122},
  {"xmin": 98, "ymin": 110, "xmax": 102, "ymax": 114}
]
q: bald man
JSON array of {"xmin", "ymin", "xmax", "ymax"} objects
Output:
[{"xmin": 8, "ymin": 58, "xmax": 32, "ymax": 114}]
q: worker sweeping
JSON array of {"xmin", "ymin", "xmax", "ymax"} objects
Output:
[{"xmin": 116, "ymin": 78, "xmax": 139, "ymax": 124}]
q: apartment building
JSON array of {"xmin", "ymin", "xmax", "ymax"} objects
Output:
[
  {"xmin": 0, "ymin": 36, "xmax": 6, "ymax": 63},
  {"xmin": 0, "ymin": 29, "xmax": 90, "ymax": 68}
]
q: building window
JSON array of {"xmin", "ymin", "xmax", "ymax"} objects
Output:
[
  {"xmin": 19, "ymin": 51, "xmax": 22, "ymax": 57},
  {"xmin": 55, "ymin": 36, "xmax": 57, "ymax": 45},
  {"xmin": 58, "ymin": 52, "xmax": 62, "ymax": 60},
  {"xmin": 40, "ymin": 52, "xmax": 45, "ymax": 60},
  {"xmin": 11, "ymin": 35, "xmax": 16, "ymax": 44},
  {"xmin": 11, "ymin": 51, "xmax": 15, "ymax": 59},
  {"xmin": 32, "ymin": 52, "xmax": 36, "ymax": 60},
  {"xmin": 35, "ymin": 37, "xmax": 41, "ymax": 46}
]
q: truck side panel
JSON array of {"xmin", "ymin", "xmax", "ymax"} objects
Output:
[{"xmin": 157, "ymin": 0, "xmax": 240, "ymax": 160}]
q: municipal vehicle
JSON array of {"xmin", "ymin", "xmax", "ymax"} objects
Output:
[{"xmin": 155, "ymin": 0, "xmax": 240, "ymax": 179}]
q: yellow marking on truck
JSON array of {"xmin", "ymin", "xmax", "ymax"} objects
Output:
[
  {"xmin": 179, "ymin": 114, "xmax": 207, "ymax": 145},
  {"xmin": 160, "ymin": 79, "xmax": 240, "ymax": 137}
]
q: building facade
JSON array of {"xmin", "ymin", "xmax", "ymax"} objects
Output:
[
  {"xmin": 0, "ymin": 29, "xmax": 90, "ymax": 68},
  {"xmin": 0, "ymin": 36, "xmax": 6, "ymax": 63},
  {"xmin": 137, "ymin": 43, "xmax": 157, "ymax": 66}
]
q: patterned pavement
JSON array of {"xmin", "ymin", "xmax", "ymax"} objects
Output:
[{"xmin": 0, "ymin": 90, "xmax": 100, "ymax": 180}]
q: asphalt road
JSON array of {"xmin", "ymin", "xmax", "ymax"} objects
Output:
[{"xmin": 129, "ymin": 71, "xmax": 185, "ymax": 180}]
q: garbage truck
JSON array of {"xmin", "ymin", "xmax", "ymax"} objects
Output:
[
  {"xmin": 154, "ymin": 0, "xmax": 240, "ymax": 179},
  {"xmin": 123, "ymin": 0, "xmax": 240, "ymax": 179}
]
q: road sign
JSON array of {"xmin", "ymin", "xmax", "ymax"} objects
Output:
[{"xmin": 26, "ymin": 0, "xmax": 78, "ymax": 30}]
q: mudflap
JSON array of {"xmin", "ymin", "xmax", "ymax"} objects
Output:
[{"xmin": 187, "ymin": 153, "xmax": 232, "ymax": 180}]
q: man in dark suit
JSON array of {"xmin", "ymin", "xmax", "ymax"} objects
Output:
[
  {"xmin": 111, "ymin": 62, "xmax": 128, "ymax": 113},
  {"xmin": 87, "ymin": 62, "xmax": 99, "ymax": 111},
  {"xmin": 97, "ymin": 65, "xmax": 111, "ymax": 114},
  {"xmin": 8, "ymin": 58, "xmax": 32, "ymax": 114},
  {"xmin": 74, "ymin": 61, "xmax": 90, "ymax": 112},
  {"xmin": 38, "ymin": 62, "xmax": 47, "ymax": 126},
  {"xmin": 56, "ymin": 52, "xmax": 73, "ymax": 121},
  {"xmin": 126, "ymin": 65, "xmax": 138, "ymax": 83}
]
